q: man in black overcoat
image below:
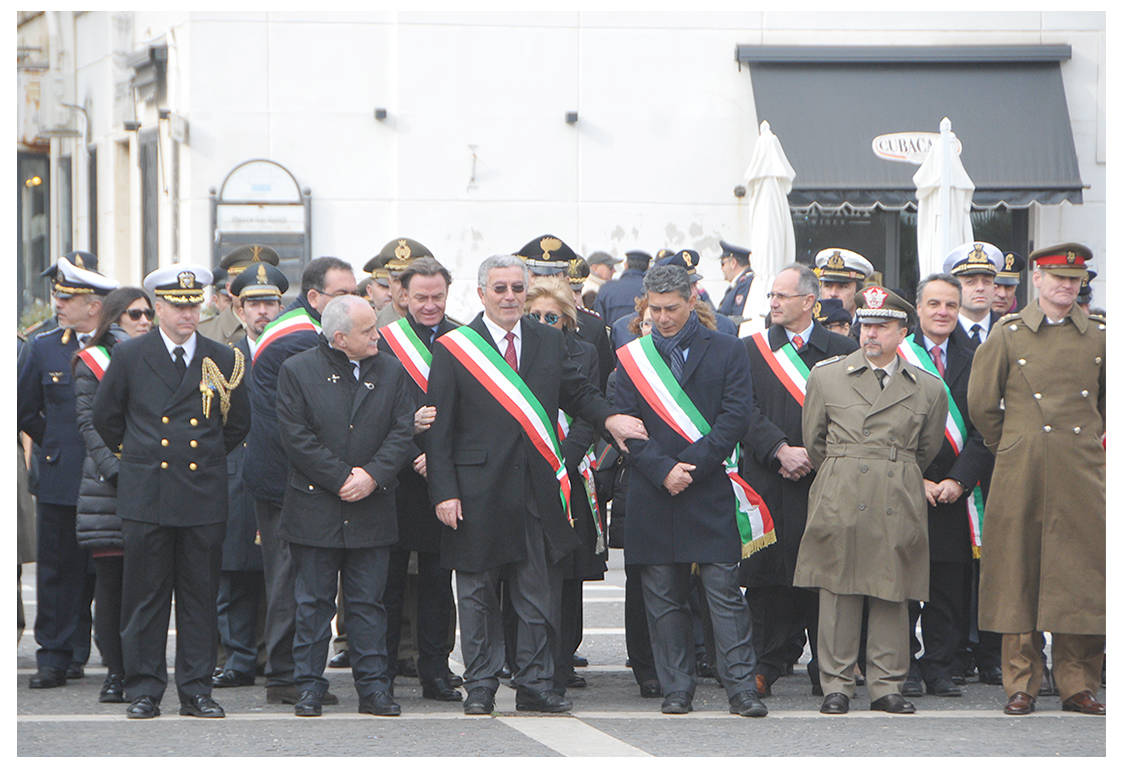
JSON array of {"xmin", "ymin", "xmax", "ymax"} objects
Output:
[
  {"xmin": 427, "ymin": 254, "xmax": 645, "ymax": 715},
  {"xmin": 93, "ymin": 265, "xmax": 250, "ymax": 719},
  {"xmin": 739, "ymin": 264, "xmax": 858, "ymax": 697},
  {"xmin": 275, "ymin": 295, "xmax": 416, "ymax": 717}
]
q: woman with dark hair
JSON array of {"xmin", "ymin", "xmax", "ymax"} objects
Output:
[{"xmin": 72, "ymin": 286, "xmax": 153, "ymax": 703}]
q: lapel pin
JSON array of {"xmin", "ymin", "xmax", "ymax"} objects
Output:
[
  {"xmin": 363, "ymin": 381, "xmax": 375, "ymax": 390},
  {"xmin": 327, "ymin": 373, "xmax": 340, "ymax": 384}
]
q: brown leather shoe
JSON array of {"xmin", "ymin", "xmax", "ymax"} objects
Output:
[
  {"xmin": 1061, "ymin": 690, "xmax": 1105, "ymax": 715},
  {"xmin": 755, "ymin": 673, "xmax": 772, "ymax": 699},
  {"xmin": 1003, "ymin": 691, "xmax": 1036, "ymax": 715}
]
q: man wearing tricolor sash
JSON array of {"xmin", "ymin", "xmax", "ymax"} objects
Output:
[
  {"xmin": 246, "ymin": 257, "xmax": 356, "ymax": 706},
  {"xmin": 738, "ymin": 264, "xmax": 857, "ymax": 700},
  {"xmin": 901, "ymin": 274, "xmax": 995, "ymax": 699},
  {"xmin": 426, "ymin": 254, "xmax": 646, "ymax": 716},
  {"xmin": 613, "ymin": 264, "xmax": 769, "ymax": 718},
  {"xmin": 795, "ymin": 285, "xmax": 947, "ymax": 716}
]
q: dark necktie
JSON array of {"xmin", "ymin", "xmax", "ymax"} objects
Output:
[
  {"xmin": 874, "ymin": 368, "xmax": 887, "ymax": 389},
  {"xmin": 792, "ymin": 335, "xmax": 804, "ymax": 351},
  {"xmin": 970, "ymin": 324, "xmax": 982, "ymax": 346},
  {"xmin": 77, "ymin": 333, "xmax": 91, "ymax": 347},
  {"xmin": 503, "ymin": 331, "xmax": 518, "ymax": 373},
  {"xmin": 173, "ymin": 346, "xmax": 187, "ymax": 380},
  {"xmin": 669, "ymin": 347, "xmax": 686, "ymax": 382},
  {"xmin": 929, "ymin": 345, "xmax": 945, "ymax": 377}
]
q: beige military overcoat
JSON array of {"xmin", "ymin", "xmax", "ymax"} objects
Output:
[
  {"xmin": 967, "ymin": 301, "xmax": 1105, "ymax": 635},
  {"xmin": 793, "ymin": 349, "xmax": 948, "ymax": 602},
  {"xmin": 197, "ymin": 304, "xmax": 246, "ymax": 346}
]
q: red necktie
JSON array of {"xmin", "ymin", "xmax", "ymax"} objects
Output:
[
  {"xmin": 504, "ymin": 331, "xmax": 518, "ymax": 373},
  {"xmin": 792, "ymin": 335, "xmax": 804, "ymax": 350},
  {"xmin": 930, "ymin": 345, "xmax": 945, "ymax": 377}
]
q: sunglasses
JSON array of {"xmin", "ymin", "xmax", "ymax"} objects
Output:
[
  {"xmin": 491, "ymin": 283, "xmax": 526, "ymax": 295},
  {"xmin": 526, "ymin": 311, "xmax": 561, "ymax": 326},
  {"xmin": 126, "ymin": 308, "xmax": 155, "ymax": 321}
]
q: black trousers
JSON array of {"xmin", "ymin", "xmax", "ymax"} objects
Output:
[
  {"xmin": 255, "ymin": 498, "xmax": 296, "ymax": 687},
  {"xmin": 92, "ymin": 555, "xmax": 124, "ymax": 676},
  {"xmin": 384, "ymin": 549, "xmax": 455, "ymax": 683},
  {"xmin": 748, "ymin": 584, "xmax": 820, "ymax": 687},
  {"xmin": 908, "ymin": 559, "xmax": 970, "ymax": 683},
  {"xmin": 34, "ymin": 502, "xmax": 93, "ymax": 671},
  {"xmin": 624, "ymin": 563, "xmax": 657, "ymax": 686},
  {"xmin": 291, "ymin": 543, "xmax": 391, "ymax": 698},
  {"xmin": 120, "ymin": 519, "xmax": 225, "ymax": 703},
  {"xmin": 216, "ymin": 570, "xmax": 265, "ymax": 677}
]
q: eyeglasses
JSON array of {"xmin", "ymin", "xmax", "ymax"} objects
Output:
[
  {"xmin": 125, "ymin": 308, "xmax": 155, "ymax": 321},
  {"xmin": 526, "ymin": 311, "xmax": 561, "ymax": 326},
  {"xmin": 491, "ymin": 283, "xmax": 526, "ymax": 295},
  {"xmin": 766, "ymin": 292, "xmax": 811, "ymax": 301}
]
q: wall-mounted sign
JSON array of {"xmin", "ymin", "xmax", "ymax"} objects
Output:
[
  {"xmin": 216, "ymin": 203, "xmax": 304, "ymax": 233},
  {"xmin": 872, "ymin": 132, "xmax": 962, "ymax": 165}
]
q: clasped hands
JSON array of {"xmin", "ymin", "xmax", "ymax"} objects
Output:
[{"xmin": 339, "ymin": 467, "xmax": 377, "ymax": 502}]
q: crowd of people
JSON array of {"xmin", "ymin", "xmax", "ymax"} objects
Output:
[{"xmin": 17, "ymin": 232, "xmax": 1104, "ymax": 722}]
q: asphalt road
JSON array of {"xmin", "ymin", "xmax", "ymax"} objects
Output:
[{"xmin": 17, "ymin": 554, "xmax": 1106, "ymax": 757}]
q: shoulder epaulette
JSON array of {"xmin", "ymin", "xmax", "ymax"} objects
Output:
[
  {"xmin": 995, "ymin": 313, "xmax": 1021, "ymax": 326},
  {"xmin": 578, "ymin": 306, "xmax": 601, "ymax": 318},
  {"xmin": 814, "ymin": 355, "xmax": 844, "ymax": 368},
  {"xmin": 1089, "ymin": 313, "xmax": 1106, "ymax": 324}
]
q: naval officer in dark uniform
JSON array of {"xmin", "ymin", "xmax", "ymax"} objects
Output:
[{"xmin": 717, "ymin": 239, "xmax": 754, "ymax": 323}]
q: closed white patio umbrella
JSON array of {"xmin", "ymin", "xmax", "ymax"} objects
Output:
[
  {"xmin": 742, "ymin": 120, "xmax": 797, "ymax": 328},
  {"xmin": 914, "ymin": 117, "xmax": 975, "ymax": 279}
]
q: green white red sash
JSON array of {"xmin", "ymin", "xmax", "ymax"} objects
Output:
[
  {"xmin": 380, "ymin": 317, "xmax": 432, "ymax": 392},
  {"xmin": 616, "ymin": 334, "xmax": 776, "ymax": 558},
  {"xmin": 253, "ymin": 307, "xmax": 321, "ymax": 363},
  {"xmin": 750, "ymin": 332, "xmax": 810, "ymax": 406},
  {"xmin": 897, "ymin": 337, "xmax": 984, "ymax": 557},
  {"xmin": 77, "ymin": 345, "xmax": 111, "ymax": 381},
  {"xmin": 559, "ymin": 411, "xmax": 605, "ymax": 554},
  {"xmin": 436, "ymin": 326, "xmax": 572, "ymax": 524}
]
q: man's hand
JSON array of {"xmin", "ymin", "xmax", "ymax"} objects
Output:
[
  {"xmin": 934, "ymin": 478, "xmax": 965, "ymax": 504},
  {"xmin": 923, "ymin": 478, "xmax": 941, "ymax": 507},
  {"xmin": 662, "ymin": 462, "xmax": 696, "ymax": 496},
  {"xmin": 413, "ymin": 453, "xmax": 427, "ymax": 478},
  {"xmin": 605, "ymin": 414, "xmax": 648, "ymax": 454},
  {"xmin": 436, "ymin": 498, "xmax": 463, "ymax": 529},
  {"xmin": 339, "ymin": 467, "xmax": 377, "ymax": 503},
  {"xmin": 775, "ymin": 444, "xmax": 813, "ymax": 481},
  {"xmin": 413, "ymin": 405, "xmax": 436, "ymax": 435}
]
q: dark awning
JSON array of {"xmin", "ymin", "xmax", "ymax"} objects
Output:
[{"xmin": 738, "ymin": 45, "xmax": 1084, "ymax": 209}]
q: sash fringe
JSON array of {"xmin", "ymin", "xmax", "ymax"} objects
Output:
[{"xmin": 742, "ymin": 529, "xmax": 777, "ymax": 559}]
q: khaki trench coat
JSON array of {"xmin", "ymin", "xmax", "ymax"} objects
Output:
[
  {"xmin": 793, "ymin": 349, "xmax": 947, "ymax": 602},
  {"xmin": 967, "ymin": 301, "xmax": 1105, "ymax": 635}
]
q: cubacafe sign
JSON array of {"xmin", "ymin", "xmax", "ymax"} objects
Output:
[{"xmin": 872, "ymin": 132, "xmax": 962, "ymax": 165}]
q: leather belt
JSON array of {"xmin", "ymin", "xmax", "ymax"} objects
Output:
[{"xmin": 825, "ymin": 444, "xmax": 915, "ymax": 462}]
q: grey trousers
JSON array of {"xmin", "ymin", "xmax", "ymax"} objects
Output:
[
  {"xmin": 455, "ymin": 511, "xmax": 561, "ymax": 695},
  {"xmin": 641, "ymin": 562, "xmax": 757, "ymax": 699},
  {"xmin": 817, "ymin": 588, "xmax": 909, "ymax": 701},
  {"xmin": 254, "ymin": 499, "xmax": 295, "ymax": 687}
]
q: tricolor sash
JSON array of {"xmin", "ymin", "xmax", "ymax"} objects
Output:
[
  {"xmin": 380, "ymin": 317, "xmax": 432, "ymax": 391},
  {"xmin": 436, "ymin": 326, "xmax": 572, "ymax": 524},
  {"xmin": 616, "ymin": 335, "xmax": 776, "ymax": 558},
  {"xmin": 253, "ymin": 307, "xmax": 321, "ymax": 363},
  {"xmin": 897, "ymin": 337, "xmax": 984, "ymax": 558},
  {"xmin": 559, "ymin": 411, "xmax": 606, "ymax": 554},
  {"xmin": 750, "ymin": 332, "xmax": 810, "ymax": 406},
  {"xmin": 77, "ymin": 345, "xmax": 111, "ymax": 381}
]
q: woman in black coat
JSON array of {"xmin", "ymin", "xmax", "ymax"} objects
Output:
[{"xmin": 72, "ymin": 286, "xmax": 153, "ymax": 703}]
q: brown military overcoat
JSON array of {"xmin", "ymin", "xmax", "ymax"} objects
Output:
[
  {"xmin": 794, "ymin": 349, "xmax": 948, "ymax": 602},
  {"xmin": 197, "ymin": 304, "xmax": 246, "ymax": 347},
  {"xmin": 967, "ymin": 300, "xmax": 1105, "ymax": 635}
]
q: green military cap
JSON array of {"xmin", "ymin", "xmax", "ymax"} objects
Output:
[
  {"xmin": 1029, "ymin": 242, "xmax": 1092, "ymax": 278},
  {"xmin": 855, "ymin": 284, "xmax": 914, "ymax": 325},
  {"xmin": 220, "ymin": 244, "xmax": 280, "ymax": 276},
  {"xmin": 995, "ymin": 250, "xmax": 1026, "ymax": 286},
  {"xmin": 230, "ymin": 262, "xmax": 289, "ymax": 300},
  {"xmin": 374, "ymin": 238, "xmax": 433, "ymax": 275}
]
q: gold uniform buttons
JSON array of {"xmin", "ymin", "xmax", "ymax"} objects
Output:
[
  {"xmin": 1017, "ymin": 359, "xmax": 1026, "ymax": 366},
  {"xmin": 190, "ymin": 440, "xmax": 198, "ymax": 448},
  {"xmin": 160, "ymin": 438, "xmax": 169, "ymax": 447},
  {"xmin": 1094, "ymin": 357, "xmax": 1102, "ymax": 365},
  {"xmin": 1073, "ymin": 427, "xmax": 1082, "ymax": 435},
  {"xmin": 160, "ymin": 461, "xmax": 169, "ymax": 469},
  {"xmin": 162, "ymin": 416, "xmax": 170, "ymax": 424},
  {"xmin": 1042, "ymin": 425, "xmax": 1053, "ymax": 433},
  {"xmin": 307, "ymin": 484, "xmax": 315, "ymax": 491},
  {"xmin": 190, "ymin": 418, "xmax": 199, "ymax": 426},
  {"xmin": 1081, "ymin": 390, "xmax": 1090, "ymax": 398},
  {"xmin": 1009, "ymin": 325, "xmax": 1018, "ymax": 331},
  {"xmin": 189, "ymin": 462, "xmax": 198, "ymax": 471},
  {"xmin": 1033, "ymin": 393, "xmax": 1042, "ymax": 400}
]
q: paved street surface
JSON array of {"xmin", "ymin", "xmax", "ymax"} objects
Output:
[{"xmin": 17, "ymin": 554, "xmax": 1106, "ymax": 757}]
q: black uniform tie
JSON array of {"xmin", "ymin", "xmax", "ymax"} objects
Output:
[
  {"xmin": 970, "ymin": 324, "xmax": 983, "ymax": 346},
  {"xmin": 874, "ymin": 368, "xmax": 887, "ymax": 389},
  {"xmin": 173, "ymin": 346, "xmax": 187, "ymax": 380}
]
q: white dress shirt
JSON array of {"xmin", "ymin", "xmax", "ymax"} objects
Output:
[
  {"xmin": 158, "ymin": 327, "xmax": 197, "ymax": 367},
  {"xmin": 482, "ymin": 313, "xmax": 522, "ymax": 364}
]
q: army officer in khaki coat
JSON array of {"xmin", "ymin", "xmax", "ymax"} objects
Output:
[
  {"xmin": 795, "ymin": 286, "xmax": 947, "ymax": 716},
  {"xmin": 967, "ymin": 243, "xmax": 1105, "ymax": 717}
]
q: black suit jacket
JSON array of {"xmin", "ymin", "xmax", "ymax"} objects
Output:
[
  {"xmin": 426, "ymin": 313, "xmax": 614, "ymax": 572},
  {"xmin": 913, "ymin": 327, "xmax": 994, "ymax": 561},
  {"xmin": 739, "ymin": 322, "xmax": 859, "ymax": 587},
  {"xmin": 220, "ymin": 336, "xmax": 262, "ymax": 571},
  {"xmin": 275, "ymin": 336, "xmax": 416, "ymax": 549},
  {"xmin": 93, "ymin": 330, "xmax": 251, "ymax": 527}
]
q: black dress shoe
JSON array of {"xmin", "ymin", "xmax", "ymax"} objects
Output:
[
  {"xmin": 660, "ymin": 691, "xmax": 692, "ymax": 714},
  {"xmin": 926, "ymin": 677, "xmax": 964, "ymax": 697},
  {"xmin": 179, "ymin": 693, "xmax": 225, "ymax": 718},
  {"xmin": 497, "ymin": 664, "xmax": 512, "ymax": 679},
  {"xmin": 212, "ymin": 668, "xmax": 255, "ymax": 688},
  {"xmin": 66, "ymin": 662, "xmax": 85, "ymax": 680},
  {"xmin": 422, "ymin": 677, "xmax": 464, "ymax": 702},
  {"xmin": 566, "ymin": 673, "xmax": 587, "ymax": 688},
  {"xmin": 463, "ymin": 687, "xmax": 495, "ymax": 715},
  {"xmin": 127, "ymin": 695, "xmax": 161, "ymax": 719},
  {"xmin": 820, "ymin": 692, "xmax": 849, "ymax": 714},
  {"xmin": 870, "ymin": 693, "xmax": 915, "ymax": 714},
  {"xmin": 729, "ymin": 690, "xmax": 768, "ymax": 717},
  {"xmin": 639, "ymin": 680, "xmax": 662, "ymax": 698},
  {"xmin": 294, "ymin": 689, "xmax": 322, "ymax": 717},
  {"xmin": 327, "ymin": 650, "xmax": 350, "ymax": 668},
  {"xmin": 516, "ymin": 688, "xmax": 573, "ymax": 713},
  {"xmin": 396, "ymin": 657, "xmax": 418, "ymax": 678},
  {"xmin": 1038, "ymin": 666, "xmax": 1057, "ymax": 696},
  {"xmin": 572, "ymin": 654, "xmax": 588, "ymax": 668},
  {"xmin": 268, "ymin": 685, "xmax": 338, "ymax": 705},
  {"xmin": 358, "ymin": 690, "xmax": 401, "ymax": 716},
  {"xmin": 950, "ymin": 672, "xmax": 967, "ymax": 685},
  {"xmin": 977, "ymin": 665, "xmax": 1003, "ymax": 686},
  {"xmin": 696, "ymin": 660, "xmax": 716, "ymax": 679},
  {"xmin": 99, "ymin": 673, "xmax": 126, "ymax": 703},
  {"xmin": 901, "ymin": 674, "xmax": 925, "ymax": 698},
  {"xmin": 29, "ymin": 667, "xmax": 67, "ymax": 689},
  {"xmin": 446, "ymin": 672, "xmax": 464, "ymax": 688}
]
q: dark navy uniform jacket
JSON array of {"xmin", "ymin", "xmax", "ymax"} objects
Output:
[
  {"xmin": 594, "ymin": 269, "xmax": 645, "ymax": 327},
  {"xmin": 18, "ymin": 326, "xmax": 86, "ymax": 506},
  {"xmin": 221, "ymin": 336, "xmax": 263, "ymax": 571},
  {"xmin": 718, "ymin": 269, "xmax": 754, "ymax": 319}
]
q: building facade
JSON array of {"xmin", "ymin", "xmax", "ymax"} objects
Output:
[{"xmin": 16, "ymin": 11, "xmax": 1107, "ymax": 323}]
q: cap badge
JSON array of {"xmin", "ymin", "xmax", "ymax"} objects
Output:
[
  {"xmin": 813, "ymin": 301, "xmax": 823, "ymax": 320},
  {"xmin": 250, "ymin": 245, "xmax": 263, "ymax": 262},
  {"xmin": 1005, "ymin": 253, "xmax": 1016, "ymax": 270},
  {"xmin": 1066, "ymin": 251, "xmax": 1076, "ymax": 265},
  {"xmin": 683, "ymin": 252, "xmax": 695, "ymax": 268},
  {"xmin": 394, "ymin": 239, "xmax": 411, "ymax": 261},
  {"xmin": 256, "ymin": 264, "xmax": 268, "ymax": 283},
  {"xmin": 968, "ymin": 244, "xmax": 988, "ymax": 263},
  {"xmin": 540, "ymin": 236, "xmax": 562, "ymax": 258},
  {"xmin": 178, "ymin": 271, "xmax": 196, "ymax": 289},
  {"xmin": 863, "ymin": 285, "xmax": 887, "ymax": 309},
  {"xmin": 826, "ymin": 251, "xmax": 845, "ymax": 270},
  {"xmin": 73, "ymin": 254, "xmax": 85, "ymax": 268}
]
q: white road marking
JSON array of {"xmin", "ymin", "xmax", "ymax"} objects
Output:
[{"xmin": 499, "ymin": 716, "xmax": 651, "ymax": 756}]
